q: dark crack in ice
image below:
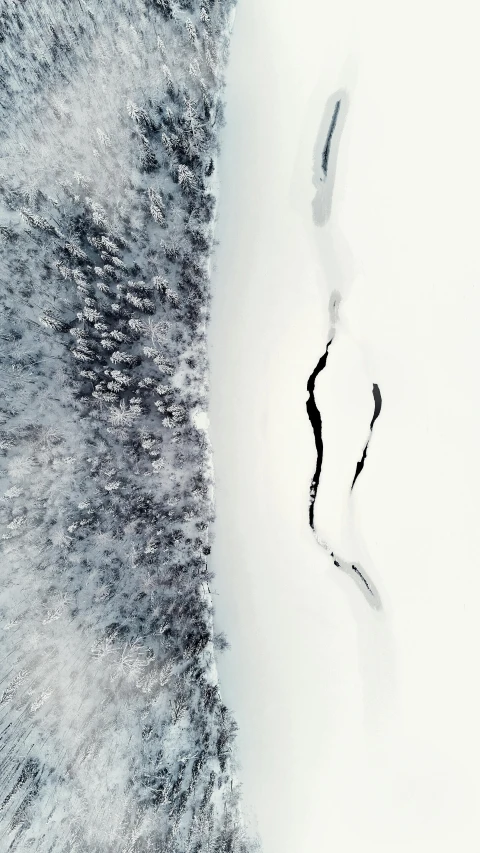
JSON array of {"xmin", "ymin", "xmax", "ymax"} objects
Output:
[
  {"xmin": 306, "ymin": 338, "xmax": 333, "ymax": 528},
  {"xmin": 351, "ymin": 383, "xmax": 382, "ymax": 491}
]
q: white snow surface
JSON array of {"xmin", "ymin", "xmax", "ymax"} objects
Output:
[{"xmin": 208, "ymin": 0, "xmax": 480, "ymax": 851}]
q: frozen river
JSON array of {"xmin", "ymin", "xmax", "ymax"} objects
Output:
[{"xmin": 208, "ymin": 0, "xmax": 480, "ymax": 850}]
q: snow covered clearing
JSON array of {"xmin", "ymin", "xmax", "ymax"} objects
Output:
[{"xmin": 209, "ymin": 0, "xmax": 480, "ymax": 850}]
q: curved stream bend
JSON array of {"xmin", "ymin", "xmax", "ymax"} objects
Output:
[{"xmin": 306, "ymin": 353, "xmax": 381, "ymax": 607}]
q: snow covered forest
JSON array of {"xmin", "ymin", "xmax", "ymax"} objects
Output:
[{"xmin": 0, "ymin": 1, "xmax": 258, "ymax": 850}]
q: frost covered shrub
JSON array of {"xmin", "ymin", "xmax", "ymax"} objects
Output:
[{"xmin": 0, "ymin": 1, "xmax": 258, "ymax": 851}]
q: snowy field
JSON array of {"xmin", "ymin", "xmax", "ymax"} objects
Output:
[{"xmin": 208, "ymin": 0, "xmax": 480, "ymax": 850}]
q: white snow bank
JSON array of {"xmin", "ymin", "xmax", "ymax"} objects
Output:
[{"xmin": 208, "ymin": 0, "xmax": 480, "ymax": 850}]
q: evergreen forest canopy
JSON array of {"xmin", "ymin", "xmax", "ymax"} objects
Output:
[{"xmin": 0, "ymin": 1, "xmax": 257, "ymax": 850}]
